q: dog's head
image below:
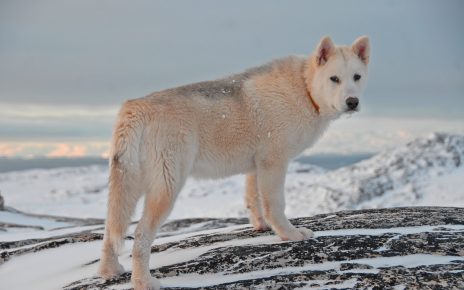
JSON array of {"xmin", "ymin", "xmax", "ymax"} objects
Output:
[{"xmin": 306, "ymin": 36, "xmax": 370, "ymax": 118}]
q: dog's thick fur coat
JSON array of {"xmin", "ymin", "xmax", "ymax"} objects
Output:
[{"xmin": 99, "ymin": 36, "xmax": 370, "ymax": 290}]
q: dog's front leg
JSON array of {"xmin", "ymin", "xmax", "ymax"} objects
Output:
[
  {"xmin": 245, "ymin": 174, "xmax": 270, "ymax": 231},
  {"xmin": 257, "ymin": 160, "xmax": 314, "ymax": 241}
]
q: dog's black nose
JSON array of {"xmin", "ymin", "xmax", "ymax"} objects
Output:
[{"xmin": 346, "ymin": 97, "xmax": 359, "ymax": 110}]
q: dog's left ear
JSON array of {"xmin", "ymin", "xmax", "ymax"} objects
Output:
[
  {"xmin": 314, "ymin": 36, "xmax": 335, "ymax": 66},
  {"xmin": 351, "ymin": 36, "xmax": 370, "ymax": 65}
]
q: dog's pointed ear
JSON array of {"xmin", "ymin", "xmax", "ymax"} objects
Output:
[
  {"xmin": 352, "ymin": 36, "xmax": 370, "ymax": 65},
  {"xmin": 314, "ymin": 36, "xmax": 335, "ymax": 66}
]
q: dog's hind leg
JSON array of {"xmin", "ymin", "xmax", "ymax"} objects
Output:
[
  {"xmin": 99, "ymin": 100, "xmax": 146, "ymax": 279},
  {"xmin": 131, "ymin": 147, "xmax": 192, "ymax": 290},
  {"xmin": 99, "ymin": 156, "xmax": 143, "ymax": 279},
  {"xmin": 131, "ymin": 187, "xmax": 177, "ymax": 290},
  {"xmin": 245, "ymin": 174, "xmax": 269, "ymax": 231}
]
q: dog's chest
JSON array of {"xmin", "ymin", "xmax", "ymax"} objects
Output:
[{"xmin": 287, "ymin": 118, "xmax": 330, "ymax": 158}]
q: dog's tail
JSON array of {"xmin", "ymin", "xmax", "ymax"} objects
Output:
[{"xmin": 104, "ymin": 100, "xmax": 145, "ymax": 254}]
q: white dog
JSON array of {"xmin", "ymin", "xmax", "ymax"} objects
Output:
[{"xmin": 99, "ymin": 36, "xmax": 370, "ymax": 290}]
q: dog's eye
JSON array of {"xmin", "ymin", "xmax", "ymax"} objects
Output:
[
  {"xmin": 330, "ymin": 76, "xmax": 340, "ymax": 83},
  {"xmin": 354, "ymin": 74, "xmax": 361, "ymax": 81}
]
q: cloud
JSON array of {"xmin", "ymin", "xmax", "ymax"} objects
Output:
[
  {"xmin": 0, "ymin": 141, "xmax": 109, "ymax": 158},
  {"xmin": 0, "ymin": 104, "xmax": 118, "ymax": 119},
  {"xmin": 0, "ymin": 144, "xmax": 27, "ymax": 156},
  {"xmin": 46, "ymin": 144, "xmax": 87, "ymax": 158},
  {"xmin": 0, "ymin": 104, "xmax": 115, "ymax": 140}
]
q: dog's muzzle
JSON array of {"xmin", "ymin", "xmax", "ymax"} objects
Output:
[{"xmin": 346, "ymin": 97, "xmax": 359, "ymax": 111}]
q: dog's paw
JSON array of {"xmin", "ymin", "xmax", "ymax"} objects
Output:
[
  {"xmin": 98, "ymin": 261, "xmax": 125, "ymax": 280},
  {"xmin": 279, "ymin": 227, "xmax": 314, "ymax": 241},
  {"xmin": 249, "ymin": 216, "xmax": 270, "ymax": 232},
  {"xmin": 132, "ymin": 276, "xmax": 161, "ymax": 290},
  {"xmin": 297, "ymin": 227, "xmax": 315, "ymax": 239}
]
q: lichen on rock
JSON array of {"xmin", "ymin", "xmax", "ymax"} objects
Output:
[{"xmin": 3, "ymin": 207, "xmax": 462, "ymax": 289}]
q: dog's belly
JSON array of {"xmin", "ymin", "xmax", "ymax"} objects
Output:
[{"xmin": 190, "ymin": 152, "xmax": 255, "ymax": 179}]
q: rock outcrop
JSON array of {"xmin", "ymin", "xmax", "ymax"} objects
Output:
[
  {"xmin": 1, "ymin": 207, "xmax": 463, "ymax": 289},
  {"xmin": 0, "ymin": 191, "xmax": 4, "ymax": 210}
]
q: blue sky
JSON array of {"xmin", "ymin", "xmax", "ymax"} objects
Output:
[{"xmin": 0, "ymin": 0, "xmax": 463, "ymax": 157}]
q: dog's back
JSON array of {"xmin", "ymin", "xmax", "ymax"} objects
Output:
[{"xmin": 113, "ymin": 56, "xmax": 319, "ymax": 179}]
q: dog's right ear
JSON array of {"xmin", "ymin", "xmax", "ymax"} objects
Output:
[
  {"xmin": 351, "ymin": 36, "xmax": 370, "ymax": 65},
  {"xmin": 314, "ymin": 36, "xmax": 335, "ymax": 66}
]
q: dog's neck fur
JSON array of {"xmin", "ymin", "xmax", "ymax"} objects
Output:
[
  {"xmin": 303, "ymin": 54, "xmax": 337, "ymax": 120},
  {"xmin": 305, "ymin": 85, "xmax": 320, "ymax": 115},
  {"xmin": 301, "ymin": 54, "xmax": 320, "ymax": 116}
]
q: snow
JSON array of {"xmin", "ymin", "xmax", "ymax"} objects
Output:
[
  {"xmin": 0, "ymin": 211, "xmax": 71, "ymax": 230},
  {"xmin": 0, "ymin": 165, "xmax": 109, "ymax": 219},
  {"xmin": 1, "ymin": 216, "xmax": 462, "ymax": 290},
  {"xmin": 0, "ymin": 223, "xmax": 265, "ymax": 290},
  {"xmin": 160, "ymin": 254, "xmax": 464, "ymax": 288},
  {"xmin": 0, "ymin": 224, "xmax": 102, "ymax": 242},
  {"xmin": 0, "ymin": 133, "xmax": 463, "ymax": 222},
  {"xmin": 315, "ymin": 224, "xmax": 464, "ymax": 238},
  {"xmin": 350, "ymin": 254, "xmax": 464, "ymax": 269},
  {"xmin": 417, "ymin": 166, "xmax": 464, "ymax": 207},
  {"xmin": 0, "ymin": 241, "xmax": 104, "ymax": 290}
]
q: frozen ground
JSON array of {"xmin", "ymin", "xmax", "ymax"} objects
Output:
[
  {"xmin": 0, "ymin": 207, "xmax": 463, "ymax": 290},
  {"xmin": 0, "ymin": 132, "xmax": 463, "ymax": 221}
]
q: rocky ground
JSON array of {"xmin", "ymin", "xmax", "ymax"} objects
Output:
[
  {"xmin": 1, "ymin": 206, "xmax": 463, "ymax": 289},
  {"xmin": 0, "ymin": 191, "xmax": 4, "ymax": 210}
]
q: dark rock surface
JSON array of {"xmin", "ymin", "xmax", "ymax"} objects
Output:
[
  {"xmin": 69, "ymin": 207, "xmax": 464, "ymax": 289},
  {"xmin": 3, "ymin": 207, "xmax": 461, "ymax": 289},
  {"xmin": 0, "ymin": 191, "xmax": 4, "ymax": 210}
]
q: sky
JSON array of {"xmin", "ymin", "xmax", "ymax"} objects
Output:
[{"xmin": 0, "ymin": 0, "xmax": 463, "ymax": 157}]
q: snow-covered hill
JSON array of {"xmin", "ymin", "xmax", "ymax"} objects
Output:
[
  {"xmin": 0, "ymin": 133, "xmax": 463, "ymax": 220},
  {"xmin": 284, "ymin": 132, "xmax": 464, "ymax": 216}
]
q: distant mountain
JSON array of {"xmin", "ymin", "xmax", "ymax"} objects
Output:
[
  {"xmin": 348, "ymin": 132, "xmax": 463, "ymax": 205},
  {"xmin": 286, "ymin": 132, "xmax": 464, "ymax": 215},
  {"xmin": 0, "ymin": 157, "xmax": 108, "ymax": 173},
  {"xmin": 287, "ymin": 133, "xmax": 464, "ymax": 216}
]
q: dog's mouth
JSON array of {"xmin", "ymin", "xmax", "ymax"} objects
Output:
[
  {"xmin": 331, "ymin": 105, "xmax": 360, "ymax": 115},
  {"xmin": 345, "ymin": 107, "xmax": 360, "ymax": 114}
]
